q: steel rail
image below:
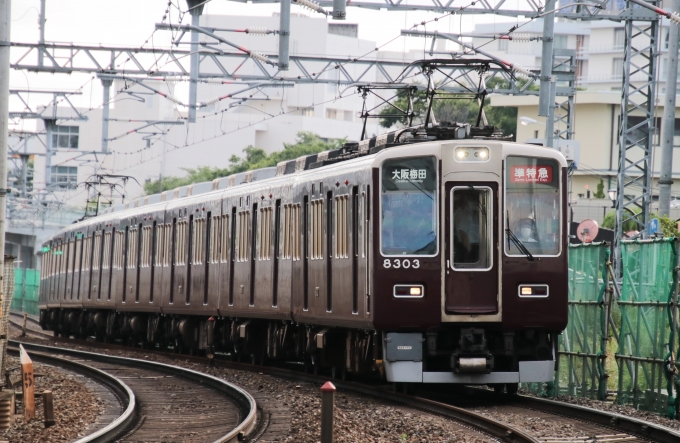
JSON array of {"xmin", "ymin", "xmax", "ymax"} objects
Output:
[
  {"xmin": 6, "ymin": 344, "xmax": 137, "ymax": 443},
  {"xmin": 10, "ymin": 340, "xmax": 258, "ymax": 443},
  {"xmin": 12, "ymin": 312, "xmax": 680, "ymax": 442}
]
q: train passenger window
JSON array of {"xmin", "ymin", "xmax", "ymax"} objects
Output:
[
  {"xmin": 282, "ymin": 205, "xmax": 292, "ymax": 259},
  {"xmin": 219, "ymin": 214, "xmax": 229, "ymax": 263},
  {"xmin": 141, "ymin": 227, "xmax": 149, "ymax": 268},
  {"xmin": 258, "ymin": 207, "xmax": 273, "ymax": 260},
  {"xmin": 292, "ymin": 204, "xmax": 301, "ymax": 261},
  {"xmin": 93, "ymin": 233, "xmax": 102, "ymax": 271},
  {"xmin": 381, "ymin": 156, "xmax": 438, "ymax": 256},
  {"xmin": 237, "ymin": 211, "xmax": 250, "ymax": 262},
  {"xmin": 155, "ymin": 224, "xmax": 164, "ymax": 267},
  {"xmin": 103, "ymin": 232, "xmax": 112, "ymax": 270},
  {"xmin": 505, "ymin": 156, "xmax": 561, "ymax": 257},
  {"xmin": 176, "ymin": 220, "xmax": 188, "ymax": 266},
  {"xmin": 310, "ymin": 200, "xmax": 323, "ymax": 260},
  {"xmin": 451, "ymin": 187, "xmax": 492, "ymax": 270},
  {"xmin": 164, "ymin": 223, "xmax": 171, "ymax": 266},
  {"xmin": 82, "ymin": 236, "xmax": 91, "ymax": 272},
  {"xmin": 335, "ymin": 195, "xmax": 349, "ymax": 258},
  {"xmin": 210, "ymin": 215, "xmax": 221, "ymax": 264},
  {"xmin": 67, "ymin": 240, "xmax": 75, "ymax": 273}
]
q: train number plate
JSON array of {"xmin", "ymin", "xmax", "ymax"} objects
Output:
[{"xmin": 383, "ymin": 259, "xmax": 420, "ymax": 269}]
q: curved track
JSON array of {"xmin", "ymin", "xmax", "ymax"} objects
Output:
[
  {"xmin": 7, "ymin": 344, "xmax": 136, "ymax": 443},
  {"xmin": 10, "ymin": 338, "xmax": 258, "ymax": 443},
  {"xmin": 10, "ymin": 312, "xmax": 680, "ymax": 443}
]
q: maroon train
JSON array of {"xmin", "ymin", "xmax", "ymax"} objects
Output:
[{"xmin": 39, "ymin": 123, "xmax": 568, "ymax": 391}]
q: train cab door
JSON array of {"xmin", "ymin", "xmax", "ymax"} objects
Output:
[{"xmin": 444, "ymin": 182, "xmax": 499, "ymax": 314}]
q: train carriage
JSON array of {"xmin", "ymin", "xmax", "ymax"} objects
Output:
[{"xmin": 39, "ymin": 126, "xmax": 568, "ymax": 389}]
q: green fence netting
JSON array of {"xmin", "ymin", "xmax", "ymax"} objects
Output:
[
  {"xmin": 553, "ymin": 242, "xmax": 611, "ymax": 399},
  {"xmin": 11, "ymin": 269, "xmax": 40, "ymax": 316},
  {"xmin": 616, "ymin": 238, "xmax": 678, "ymax": 414}
]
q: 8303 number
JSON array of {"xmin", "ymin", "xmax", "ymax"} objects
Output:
[{"xmin": 383, "ymin": 259, "xmax": 420, "ymax": 269}]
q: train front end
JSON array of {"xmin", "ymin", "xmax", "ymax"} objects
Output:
[{"xmin": 374, "ymin": 140, "xmax": 568, "ymax": 388}]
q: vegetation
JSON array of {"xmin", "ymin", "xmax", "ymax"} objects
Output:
[
  {"xmin": 144, "ymin": 132, "xmax": 345, "ymax": 195},
  {"xmin": 601, "ymin": 211, "xmax": 680, "ymax": 237},
  {"xmin": 377, "ymin": 78, "xmax": 524, "ymax": 140},
  {"xmin": 593, "ymin": 179, "xmax": 606, "ymax": 199}
]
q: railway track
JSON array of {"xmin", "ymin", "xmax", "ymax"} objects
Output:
[
  {"xmin": 9, "ymin": 336, "xmax": 257, "ymax": 443},
  {"xmin": 9, "ymin": 312, "xmax": 680, "ymax": 443},
  {"xmin": 6, "ymin": 344, "xmax": 136, "ymax": 443}
]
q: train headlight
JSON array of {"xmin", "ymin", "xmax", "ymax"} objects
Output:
[
  {"xmin": 394, "ymin": 285, "xmax": 425, "ymax": 298},
  {"xmin": 518, "ymin": 285, "xmax": 549, "ymax": 298},
  {"xmin": 454, "ymin": 147, "xmax": 490, "ymax": 162}
]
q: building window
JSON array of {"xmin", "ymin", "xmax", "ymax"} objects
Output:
[
  {"xmin": 51, "ymin": 166, "xmax": 78, "ymax": 188},
  {"xmin": 290, "ymin": 106, "xmax": 314, "ymax": 117},
  {"xmin": 613, "ymin": 28, "xmax": 625, "ymax": 48},
  {"xmin": 612, "ymin": 58, "xmax": 624, "ymax": 78},
  {"xmin": 326, "ymin": 108, "xmax": 338, "ymax": 120},
  {"xmin": 554, "ymin": 35, "xmax": 568, "ymax": 49},
  {"xmin": 52, "ymin": 125, "xmax": 79, "ymax": 149},
  {"xmin": 498, "ymin": 39, "xmax": 508, "ymax": 51},
  {"xmin": 661, "ymin": 58, "xmax": 680, "ymax": 81}
]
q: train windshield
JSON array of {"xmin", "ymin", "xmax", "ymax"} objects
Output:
[
  {"xmin": 381, "ymin": 156, "xmax": 438, "ymax": 256},
  {"xmin": 505, "ymin": 156, "xmax": 561, "ymax": 256}
]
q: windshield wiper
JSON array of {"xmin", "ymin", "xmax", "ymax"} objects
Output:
[{"xmin": 505, "ymin": 228, "xmax": 534, "ymax": 261}]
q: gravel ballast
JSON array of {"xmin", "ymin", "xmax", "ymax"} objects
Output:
[{"xmin": 3, "ymin": 354, "xmax": 103, "ymax": 443}]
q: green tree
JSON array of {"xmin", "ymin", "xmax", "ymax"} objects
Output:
[
  {"xmin": 600, "ymin": 210, "xmax": 680, "ymax": 237},
  {"xmin": 144, "ymin": 132, "xmax": 345, "ymax": 195},
  {"xmin": 593, "ymin": 179, "xmax": 606, "ymax": 199}
]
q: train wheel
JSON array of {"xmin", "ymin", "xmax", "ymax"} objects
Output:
[{"xmin": 505, "ymin": 383, "xmax": 518, "ymax": 395}]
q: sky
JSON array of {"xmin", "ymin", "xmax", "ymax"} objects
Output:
[{"xmin": 8, "ymin": 0, "xmax": 520, "ymax": 130}]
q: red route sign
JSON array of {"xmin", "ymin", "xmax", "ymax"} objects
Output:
[{"xmin": 510, "ymin": 165, "xmax": 553, "ymax": 184}]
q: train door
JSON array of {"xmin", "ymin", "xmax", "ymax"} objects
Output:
[{"xmin": 444, "ymin": 183, "xmax": 499, "ymax": 314}]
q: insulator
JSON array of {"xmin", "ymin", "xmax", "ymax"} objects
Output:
[
  {"xmin": 163, "ymin": 76, "xmax": 185, "ymax": 84},
  {"xmin": 511, "ymin": 33, "xmax": 531, "ymax": 42},
  {"xmin": 246, "ymin": 27, "xmax": 268, "ymax": 35},
  {"xmin": 249, "ymin": 51, "xmax": 272, "ymax": 64},
  {"xmin": 670, "ymin": 11, "xmax": 680, "ymax": 25},
  {"xmin": 165, "ymin": 94, "xmax": 183, "ymax": 105},
  {"xmin": 293, "ymin": 0, "xmax": 328, "ymax": 15},
  {"xmin": 512, "ymin": 64, "xmax": 534, "ymax": 79},
  {"xmin": 201, "ymin": 97, "xmax": 221, "ymax": 107}
]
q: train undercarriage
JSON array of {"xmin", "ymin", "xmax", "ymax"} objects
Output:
[{"xmin": 40, "ymin": 308, "xmax": 557, "ymax": 389}]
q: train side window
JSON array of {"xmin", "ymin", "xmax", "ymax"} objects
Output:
[
  {"xmin": 176, "ymin": 220, "xmax": 188, "ymax": 266},
  {"xmin": 92, "ymin": 233, "xmax": 101, "ymax": 271},
  {"xmin": 127, "ymin": 228, "xmax": 138, "ymax": 269},
  {"xmin": 192, "ymin": 218, "xmax": 203, "ymax": 265},
  {"xmin": 335, "ymin": 195, "xmax": 349, "ymax": 258},
  {"xmin": 220, "ymin": 214, "xmax": 229, "ymax": 263},
  {"xmin": 237, "ymin": 211, "xmax": 250, "ymax": 262},
  {"xmin": 310, "ymin": 200, "xmax": 323, "ymax": 260},
  {"xmin": 155, "ymin": 224, "xmax": 164, "ymax": 267},
  {"xmin": 67, "ymin": 239, "xmax": 75, "ymax": 273},
  {"xmin": 282, "ymin": 204, "xmax": 291, "ymax": 259},
  {"xmin": 293, "ymin": 204, "xmax": 301, "ymax": 261},
  {"xmin": 141, "ymin": 226, "xmax": 151, "ymax": 268},
  {"xmin": 258, "ymin": 207, "xmax": 273, "ymax": 260},
  {"xmin": 164, "ymin": 223, "xmax": 171, "ymax": 267},
  {"xmin": 103, "ymin": 232, "xmax": 112, "ymax": 270},
  {"xmin": 81, "ymin": 236, "xmax": 89, "ymax": 272},
  {"xmin": 211, "ymin": 215, "xmax": 221, "ymax": 264}
]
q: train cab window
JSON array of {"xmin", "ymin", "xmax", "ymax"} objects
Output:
[
  {"xmin": 381, "ymin": 156, "xmax": 438, "ymax": 256},
  {"xmin": 451, "ymin": 187, "xmax": 492, "ymax": 270},
  {"xmin": 505, "ymin": 156, "xmax": 561, "ymax": 257}
]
